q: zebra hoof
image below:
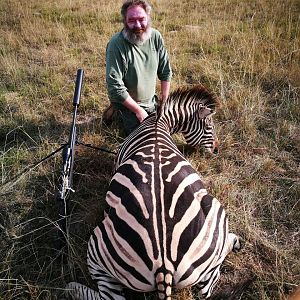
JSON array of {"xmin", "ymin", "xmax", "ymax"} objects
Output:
[{"xmin": 233, "ymin": 236, "xmax": 243, "ymax": 253}]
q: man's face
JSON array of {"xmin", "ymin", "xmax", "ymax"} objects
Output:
[{"xmin": 125, "ymin": 5, "xmax": 148, "ymax": 35}]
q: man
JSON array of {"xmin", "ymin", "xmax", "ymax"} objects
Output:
[{"xmin": 104, "ymin": 0, "xmax": 172, "ymax": 135}]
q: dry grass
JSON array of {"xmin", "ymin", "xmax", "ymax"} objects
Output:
[{"xmin": 0, "ymin": 0, "xmax": 299, "ymax": 299}]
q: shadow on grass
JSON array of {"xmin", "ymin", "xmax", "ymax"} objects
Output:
[
  {"xmin": 0, "ymin": 115, "xmax": 114, "ymax": 298},
  {"xmin": 0, "ymin": 151, "xmax": 113, "ymax": 297}
]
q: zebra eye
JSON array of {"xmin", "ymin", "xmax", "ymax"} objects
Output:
[{"xmin": 205, "ymin": 116, "xmax": 213, "ymax": 126}]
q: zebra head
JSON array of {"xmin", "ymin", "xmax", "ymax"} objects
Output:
[{"xmin": 159, "ymin": 84, "xmax": 219, "ymax": 153}]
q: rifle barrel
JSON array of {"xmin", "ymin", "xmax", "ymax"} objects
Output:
[{"xmin": 73, "ymin": 69, "xmax": 84, "ymax": 106}]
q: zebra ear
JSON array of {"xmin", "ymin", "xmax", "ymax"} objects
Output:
[{"xmin": 199, "ymin": 107, "xmax": 215, "ymax": 119}]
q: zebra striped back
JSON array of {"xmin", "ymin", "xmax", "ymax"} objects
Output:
[{"xmin": 66, "ymin": 86, "xmax": 240, "ymax": 300}]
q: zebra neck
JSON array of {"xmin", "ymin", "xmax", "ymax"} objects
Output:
[{"xmin": 158, "ymin": 113, "xmax": 186, "ymax": 135}]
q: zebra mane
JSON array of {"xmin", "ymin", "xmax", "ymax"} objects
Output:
[{"xmin": 159, "ymin": 84, "xmax": 220, "ymax": 116}]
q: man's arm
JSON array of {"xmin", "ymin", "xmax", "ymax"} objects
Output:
[
  {"xmin": 160, "ymin": 80, "xmax": 171, "ymax": 103},
  {"xmin": 106, "ymin": 36, "xmax": 131, "ymax": 104},
  {"xmin": 123, "ymin": 96, "xmax": 148, "ymax": 122},
  {"xmin": 156, "ymin": 31, "xmax": 172, "ymax": 103}
]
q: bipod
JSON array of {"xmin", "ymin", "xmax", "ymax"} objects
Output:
[{"xmin": 75, "ymin": 140, "xmax": 117, "ymax": 155}]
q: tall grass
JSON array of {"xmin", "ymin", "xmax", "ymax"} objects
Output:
[{"xmin": 0, "ymin": 0, "xmax": 299, "ymax": 299}]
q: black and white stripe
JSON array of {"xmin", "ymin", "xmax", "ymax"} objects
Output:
[{"xmin": 66, "ymin": 85, "xmax": 240, "ymax": 300}]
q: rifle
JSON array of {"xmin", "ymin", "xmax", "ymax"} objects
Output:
[{"xmin": 56, "ymin": 69, "xmax": 84, "ymax": 245}]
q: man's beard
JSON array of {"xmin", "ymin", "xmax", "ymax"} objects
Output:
[{"xmin": 123, "ymin": 23, "xmax": 152, "ymax": 45}]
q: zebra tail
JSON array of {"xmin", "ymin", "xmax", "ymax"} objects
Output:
[{"xmin": 155, "ymin": 270, "xmax": 173, "ymax": 300}]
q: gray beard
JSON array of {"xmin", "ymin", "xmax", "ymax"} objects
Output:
[{"xmin": 122, "ymin": 26, "xmax": 152, "ymax": 45}]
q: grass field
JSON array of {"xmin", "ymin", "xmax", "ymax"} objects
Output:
[{"xmin": 0, "ymin": 0, "xmax": 299, "ymax": 299}]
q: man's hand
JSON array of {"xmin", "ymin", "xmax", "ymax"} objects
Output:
[
  {"xmin": 135, "ymin": 107, "xmax": 148, "ymax": 123},
  {"xmin": 123, "ymin": 96, "xmax": 148, "ymax": 123}
]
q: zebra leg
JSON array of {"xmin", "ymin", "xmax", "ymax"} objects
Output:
[
  {"xmin": 87, "ymin": 229, "xmax": 126, "ymax": 300},
  {"xmin": 88, "ymin": 268, "xmax": 126, "ymax": 300},
  {"xmin": 197, "ymin": 233, "xmax": 242, "ymax": 299},
  {"xmin": 65, "ymin": 282, "xmax": 101, "ymax": 300}
]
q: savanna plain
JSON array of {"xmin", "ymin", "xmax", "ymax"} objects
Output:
[{"xmin": 0, "ymin": 0, "xmax": 299, "ymax": 299}]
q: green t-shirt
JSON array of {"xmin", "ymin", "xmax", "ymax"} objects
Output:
[{"xmin": 106, "ymin": 28, "xmax": 172, "ymax": 109}]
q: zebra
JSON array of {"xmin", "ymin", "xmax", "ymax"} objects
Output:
[{"xmin": 66, "ymin": 85, "xmax": 241, "ymax": 300}]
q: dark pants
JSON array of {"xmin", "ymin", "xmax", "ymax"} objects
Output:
[
  {"xmin": 112, "ymin": 96, "xmax": 158, "ymax": 136},
  {"xmin": 117, "ymin": 105, "xmax": 156, "ymax": 136}
]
